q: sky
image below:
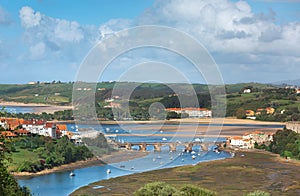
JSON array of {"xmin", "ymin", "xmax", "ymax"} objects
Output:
[{"xmin": 0, "ymin": 0, "xmax": 299, "ymax": 84}]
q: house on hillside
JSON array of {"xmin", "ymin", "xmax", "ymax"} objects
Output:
[
  {"xmin": 245, "ymin": 110, "xmax": 255, "ymax": 116},
  {"xmin": 0, "ymin": 131, "xmax": 17, "ymax": 138},
  {"xmin": 243, "ymin": 89, "xmax": 252, "ymax": 93},
  {"xmin": 165, "ymin": 108, "xmax": 212, "ymax": 118},
  {"xmin": 22, "ymin": 119, "xmax": 45, "ymax": 134},
  {"xmin": 14, "ymin": 129, "xmax": 30, "ymax": 136},
  {"xmin": 44, "ymin": 123, "xmax": 56, "ymax": 138}
]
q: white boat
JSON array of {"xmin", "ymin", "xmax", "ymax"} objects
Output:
[
  {"xmin": 106, "ymin": 169, "xmax": 111, "ymax": 174},
  {"xmin": 194, "ymin": 138, "xmax": 201, "ymax": 142},
  {"xmin": 162, "ymin": 138, "xmax": 167, "ymax": 141},
  {"xmin": 191, "ymin": 151, "xmax": 196, "ymax": 154},
  {"xmin": 70, "ymin": 172, "xmax": 75, "ymax": 176},
  {"xmin": 192, "ymin": 155, "xmax": 196, "ymax": 160}
]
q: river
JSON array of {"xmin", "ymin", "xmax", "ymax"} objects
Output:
[{"xmin": 17, "ymin": 123, "xmax": 284, "ymax": 196}]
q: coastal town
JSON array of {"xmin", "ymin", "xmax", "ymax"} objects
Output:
[{"xmin": 1, "ymin": 0, "xmax": 300, "ymax": 195}]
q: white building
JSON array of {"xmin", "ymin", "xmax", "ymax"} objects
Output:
[{"xmin": 166, "ymin": 108, "xmax": 212, "ymax": 118}]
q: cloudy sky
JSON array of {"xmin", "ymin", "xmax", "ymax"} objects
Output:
[{"xmin": 0, "ymin": 0, "xmax": 299, "ymax": 84}]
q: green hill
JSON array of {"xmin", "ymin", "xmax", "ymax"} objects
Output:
[{"xmin": 1, "ymin": 82, "xmax": 299, "ymax": 122}]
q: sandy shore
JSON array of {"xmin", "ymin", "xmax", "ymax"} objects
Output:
[
  {"xmin": 0, "ymin": 101, "xmax": 73, "ymax": 114},
  {"xmin": 12, "ymin": 150, "xmax": 148, "ymax": 178}
]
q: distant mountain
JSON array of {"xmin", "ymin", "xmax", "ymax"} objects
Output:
[{"xmin": 273, "ymin": 79, "xmax": 300, "ymax": 87}]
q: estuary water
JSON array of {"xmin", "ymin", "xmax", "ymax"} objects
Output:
[
  {"xmin": 17, "ymin": 123, "xmax": 284, "ymax": 196},
  {"xmin": 0, "ymin": 105, "xmax": 34, "ymax": 113}
]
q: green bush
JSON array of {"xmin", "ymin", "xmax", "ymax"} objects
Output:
[
  {"xmin": 180, "ymin": 185, "xmax": 216, "ymax": 196},
  {"xmin": 134, "ymin": 182, "xmax": 179, "ymax": 196}
]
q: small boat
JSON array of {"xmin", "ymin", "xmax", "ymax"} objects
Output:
[
  {"xmin": 192, "ymin": 155, "xmax": 196, "ymax": 160},
  {"xmin": 120, "ymin": 165, "xmax": 125, "ymax": 168},
  {"xmin": 70, "ymin": 172, "xmax": 75, "ymax": 176},
  {"xmin": 131, "ymin": 166, "xmax": 135, "ymax": 170},
  {"xmin": 106, "ymin": 169, "xmax": 111, "ymax": 174},
  {"xmin": 162, "ymin": 138, "xmax": 167, "ymax": 141},
  {"xmin": 191, "ymin": 151, "xmax": 196, "ymax": 154},
  {"xmin": 181, "ymin": 158, "xmax": 184, "ymax": 162},
  {"xmin": 194, "ymin": 138, "xmax": 201, "ymax": 142}
]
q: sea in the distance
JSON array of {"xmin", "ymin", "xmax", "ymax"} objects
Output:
[{"xmin": 0, "ymin": 106, "xmax": 34, "ymax": 114}]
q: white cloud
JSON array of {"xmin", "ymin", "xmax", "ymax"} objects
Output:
[
  {"xmin": 54, "ymin": 20, "xmax": 84, "ymax": 42},
  {"xmin": 19, "ymin": 6, "xmax": 41, "ymax": 28},
  {"xmin": 30, "ymin": 42, "xmax": 45, "ymax": 59},
  {"xmin": 13, "ymin": 1, "xmax": 300, "ymax": 83}
]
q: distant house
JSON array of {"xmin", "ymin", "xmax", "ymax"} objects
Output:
[
  {"xmin": 1, "ymin": 131, "xmax": 17, "ymax": 138},
  {"xmin": 243, "ymin": 89, "xmax": 251, "ymax": 93},
  {"xmin": 44, "ymin": 123, "xmax": 56, "ymax": 138},
  {"xmin": 22, "ymin": 119, "xmax": 45, "ymax": 134},
  {"xmin": 296, "ymin": 89, "xmax": 300, "ymax": 94},
  {"xmin": 0, "ymin": 118, "xmax": 21, "ymax": 130},
  {"xmin": 255, "ymin": 107, "xmax": 275, "ymax": 115},
  {"xmin": 229, "ymin": 136, "xmax": 245, "ymax": 147},
  {"xmin": 104, "ymin": 102, "xmax": 121, "ymax": 109},
  {"xmin": 165, "ymin": 108, "xmax": 212, "ymax": 118},
  {"xmin": 245, "ymin": 110, "xmax": 255, "ymax": 116},
  {"xmin": 14, "ymin": 129, "xmax": 30, "ymax": 136},
  {"xmin": 56, "ymin": 124, "xmax": 68, "ymax": 138},
  {"xmin": 265, "ymin": 107, "xmax": 275, "ymax": 115}
]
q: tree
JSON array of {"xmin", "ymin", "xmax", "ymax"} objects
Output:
[
  {"xmin": 133, "ymin": 182, "xmax": 179, "ymax": 196},
  {"xmin": 236, "ymin": 108, "xmax": 246, "ymax": 119},
  {"xmin": 0, "ymin": 140, "xmax": 31, "ymax": 195}
]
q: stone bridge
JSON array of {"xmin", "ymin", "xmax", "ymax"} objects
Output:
[{"xmin": 117, "ymin": 141, "xmax": 226, "ymax": 152}]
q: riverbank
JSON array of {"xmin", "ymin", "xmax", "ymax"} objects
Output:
[
  {"xmin": 12, "ymin": 150, "xmax": 148, "ymax": 178},
  {"xmin": 71, "ymin": 149, "xmax": 300, "ymax": 196},
  {"xmin": 0, "ymin": 100, "xmax": 73, "ymax": 114}
]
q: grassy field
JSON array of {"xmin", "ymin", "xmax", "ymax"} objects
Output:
[
  {"xmin": 7, "ymin": 148, "xmax": 40, "ymax": 172},
  {"xmin": 71, "ymin": 150, "xmax": 300, "ymax": 196}
]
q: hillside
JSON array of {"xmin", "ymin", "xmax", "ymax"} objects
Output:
[{"xmin": 1, "ymin": 82, "xmax": 299, "ymax": 122}]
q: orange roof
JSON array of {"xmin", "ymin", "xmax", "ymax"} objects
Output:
[
  {"xmin": 14, "ymin": 129, "xmax": 30, "ymax": 134},
  {"xmin": 1, "ymin": 131, "xmax": 17, "ymax": 137},
  {"xmin": 232, "ymin": 136, "xmax": 242, "ymax": 140},
  {"xmin": 23, "ymin": 119, "xmax": 45, "ymax": 125},
  {"xmin": 45, "ymin": 123, "xmax": 54, "ymax": 128},
  {"xmin": 252, "ymin": 130, "xmax": 264, "ymax": 134},
  {"xmin": 56, "ymin": 124, "xmax": 67, "ymax": 131}
]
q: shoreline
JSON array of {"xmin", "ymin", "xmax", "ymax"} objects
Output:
[
  {"xmin": 0, "ymin": 100, "xmax": 73, "ymax": 114},
  {"xmin": 70, "ymin": 149, "xmax": 300, "ymax": 196},
  {"xmin": 0, "ymin": 100, "xmax": 285, "ymax": 126},
  {"xmin": 12, "ymin": 150, "xmax": 148, "ymax": 178}
]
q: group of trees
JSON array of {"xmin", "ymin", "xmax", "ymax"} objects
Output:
[
  {"xmin": 267, "ymin": 129, "xmax": 300, "ymax": 159},
  {"xmin": 0, "ymin": 107, "xmax": 74, "ymax": 121},
  {"xmin": 133, "ymin": 182, "xmax": 270, "ymax": 196},
  {"xmin": 0, "ymin": 139, "xmax": 31, "ymax": 195},
  {"xmin": 255, "ymin": 128, "xmax": 300, "ymax": 160},
  {"xmin": 15, "ymin": 135, "xmax": 93, "ymax": 173}
]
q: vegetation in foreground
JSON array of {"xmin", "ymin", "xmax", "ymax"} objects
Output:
[
  {"xmin": 133, "ymin": 182, "xmax": 270, "ymax": 196},
  {"xmin": 0, "ymin": 140, "xmax": 31, "ymax": 195},
  {"xmin": 71, "ymin": 150, "xmax": 300, "ymax": 196}
]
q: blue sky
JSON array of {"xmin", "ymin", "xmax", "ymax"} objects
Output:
[{"xmin": 0, "ymin": 0, "xmax": 299, "ymax": 84}]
